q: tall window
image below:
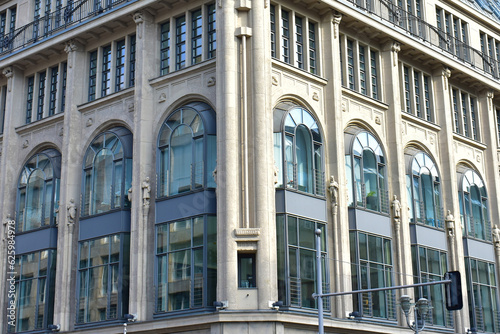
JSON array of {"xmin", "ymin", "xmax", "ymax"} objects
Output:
[
  {"xmin": 0, "ymin": 85, "xmax": 6, "ymax": 134},
  {"xmin": 128, "ymin": 35, "xmax": 136, "ymax": 87},
  {"xmin": 207, "ymin": 4, "xmax": 216, "ymax": 59},
  {"xmin": 82, "ymin": 128, "xmax": 132, "ymax": 216},
  {"xmin": 390, "ymin": 0, "xmax": 423, "ymax": 37},
  {"xmin": 115, "ymin": 39, "xmax": 125, "ymax": 91},
  {"xmin": 436, "ymin": 7, "xmax": 469, "ymax": 61},
  {"xmin": 191, "ymin": 9, "xmax": 202, "ymax": 65},
  {"xmin": 77, "ymin": 234, "xmax": 130, "ymax": 323},
  {"xmin": 157, "ymin": 102, "xmax": 217, "ymax": 197},
  {"xmin": 412, "ymin": 246, "xmax": 452, "ymax": 328},
  {"xmin": 156, "ymin": 216, "xmax": 217, "ymax": 312},
  {"xmin": 36, "ymin": 71, "xmax": 46, "ymax": 120},
  {"xmin": 345, "ymin": 130, "xmax": 388, "ymax": 213},
  {"xmin": 496, "ymin": 107, "xmax": 500, "ymax": 146},
  {"xmin": 480, "ymin": 32, "xmax": 500, "ymax": 76},
  {"xmin": 175, "ymin": 15, "xmax": 186, "ymax": 70},
  {"xmin": 452, "ymin": 88, "xmax": 479, "ymax": 140},
  {"xmin": 350, "ymin": 232, "xmax": 395, "ymax": 320},
  {"xmin": 270, "ymin": 5, "xmax": 319, "ymax": 73},
  {"xmin": 17, "ymin": 150, "xmax": 60, "ymax": 233},
  {"xmin": 0, "ymin": 6, "xmax": 17, "ymax": 52},
  {"xmin": 101, "ymin": 45, "xmax": 112, "ymax": 97},
  {"xmin": 459, "ymin": 169, "xmax": 490, "ymax": 241},
  {"xmin": 466, "ymin": 258, "xmax": 499, "ymax": 333},
  {"xmin": 277, "ymin": 215, "xmax": 328, "ymax": 310},
  {"xmin": 402, "ymin": 65, "xmax": 433, "ymax": 122},
  {"xmin": 26, "ymin": 76, "xmax": 34, "ymax": 123},
  {"xmin": 8, "ymin": 250, "xmax": 56, "ymax": 333},
  {"xmin": 406, "ymin": 151, "xmax": 443, "ymax": 228},
  {"xmin": 88, "ymin": 50, "xmax": 98, "ymax": 101},
  {"xmin": 340, "ymin": 36, "xmax": 380, "ymax": 100},
  {"xmin": 48, "ymin": 66, "xmax": 58, "ymax": 116},
  {"xmin": 160, "ymin": 21, "xmax": 171, "ymax": 75},
  {"xmin": 273, "ymin": 102, "xmax": 324, "ymax": 196}
]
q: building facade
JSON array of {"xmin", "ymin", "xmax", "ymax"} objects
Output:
[{"xmin": 0, "ymin": 0, "xmax": 500, "ymax": 333}]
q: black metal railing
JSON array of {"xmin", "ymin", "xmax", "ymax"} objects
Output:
[
  {"xmin": 462, "ymin": 213, "xmax": 492, "ymax": 241},
  {"xmin": 0, "ymin": 0, "xmax": 132, "ymax": 56},
  {"xmin": 352, "ymin": 182, "xmax": 390, "ymax": 214},
  {"xmin": 342, "ymin": 0, "xmax": 500, "ymax": 80}
]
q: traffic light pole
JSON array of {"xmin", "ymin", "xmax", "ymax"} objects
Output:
[{"xmin": 313, "ymin": 229, "xmax": 457, "ymax": 334}]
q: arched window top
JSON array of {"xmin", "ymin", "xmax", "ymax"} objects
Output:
[
  {"xmin": 346, "ymin": 130, "xmax": 385, "ymax": 164},
  {"xmin": 19, "ymin": 148, "xmax": 61, "ymax": 186},
  {"xmin": 84, "ymin": 127, "xmax": 132, "ymax": 169},
  {"xmin": 159, "ymin": 101, "xmax": 216, "ymax": 146},
  {"xmin": 461, "ymin": 169, "xmax": 487, "ymax": 197},
  {"xmin": 410, "ymin": 152, "xmax": 439, "ymax": 179},
  {"xmin": 273, "ymin": 101, "xmax": 322, "ymax": 143}
]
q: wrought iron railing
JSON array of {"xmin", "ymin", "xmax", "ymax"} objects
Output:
[
  {"xmin": 341, "ymin": 0, "xmax": 500, "ymax": 80},
  {"xmin": 0, "ymin": 0, "xmax": 132, "ymax": 56},
  {"xmin": 412, "ymin": 199, "xmax": 444, "ymax": 229},
  {"xmin": 462, "ymin": 213, "xmax": 492, "ymax": 241},
  {"xmin": 352, "ymin": 182, "xmax": 390, "ymax": 214},
  {"xmin": 284, "ymin": 161, "xmax": 326, "ymax": 197}
]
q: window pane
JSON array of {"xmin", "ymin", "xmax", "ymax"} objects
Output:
[
  {"xmin": 169, "ymin": 219, "xmax": 191, "ymax": 251},
  {"xmin": 168, "ymin": 250, "xmax": 191, "ymax": 311},
  {"xmin": 296, "ymin": 125, "xmax": 313, "ymax": 193},
  {"xmin": 170, "ymin": 125, "xmax": 192, "ymax": 195},
  {"xmin": 92, "ymin": 149, "xmax": 113, "ymax": 214},
  {"xmin": 25, "ymin": 169, "xmax": 44, "ymax": 231}
]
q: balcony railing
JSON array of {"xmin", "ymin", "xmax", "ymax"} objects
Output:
[
  {"xmin": 461, "ymin": 213, "xmax": 492, "ymax": 241},
  {"xmin": 342, "ymin": 0, "xmax": 500, "ymax": 80},
  {"xmin": 412, "ymin": 199, "xmax": 444, "ymax": 229},
  {"xmin": 0, "ymin": 0, "xmax": 131, "ymax": 56},
  {"xmin": 352, "ymin": 182, "xmax": 390, "ymax": 214}
]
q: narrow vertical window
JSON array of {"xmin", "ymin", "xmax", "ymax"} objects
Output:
[
  {"xmin": 175, "ymin": 16, "xmax": 186, "ymax": 70},
  {"xmin": 270, "ymin": 5, "xmax": 276, "ymax": 58},
  {"xmin": 207, "ymin": 4, "xmax": 216, "ymax": 59},
  {"xmin": 115, "ymin": 39, "xmax": 126, "ymax": 91},
  {"xmin": 370, "ymin": 50, "xmax": 378, "ymax": 99},
  {"xmin": 359, "ymin": 45, "xmax": 366, "ymax": 95},
  {"xmin": 461, "ymin": 93, "xmax": 469, "ymax": 137},
  {"xmin": 452, "ymin": 89, "xmax": 459, "ymax": 133},
  {"xmin": 48, "ymin": 66, "xmax": 58, "ymax": 116},
  {"xmin": 0, "ymin": 85, "xmax": 6, "ymax": 134},
  {"xmin": 160, "ymin": 21, "xmax": 170, "ymax": 75},
  {"xmin": 129, "ymin": 35, "xmax": 136, "ymax": 87},
  {"xmin": 470, "ymin": 97, "xmax": 477, "ymax": 140},
  {"xmin": 59, "ymin": 62, "xmax": 67, "ymax": 113},
  {"xmin": 295, "ymin": 16, "xmax": 303, "ymax": 69},
  {"xmin": 0, "ymin": 13, "xmax": 6, "ymax": 43},
  {"xmin": 37, "ymin": 71, "xmax": 46, "ymax": 120},
  {"xmin": 9, "ymin": 7, "xmax": 16, "ymax": 34},
  {"xmin": 101, "ymin": 45, "xmax": 112, "ymax": 96},
  {"xmin": 423, "ymin": 75, "xmax": 431, "ymax": 121},
  {"xmin": 347, "ymin": 39, "xmax": 355, "ymax": 90},
  {"xmin": 497, "ymin": 108, "xmax": 500, "ymax": 146},
  {"xmin": 191, "ymin": 9, "xmax": 202, "ymax": 65},
  {"xmin": 308, "ymin": 22, "xmax": 316, "ymax": 74},
  {"xmin": 238, "ymin": 253, "xmax": 256, "ymax": 288},
  {"xmin": 26, "ymin": 76, "xmax": 34, "ymax": 123},
  {"xmin": 88, "ymin": 51, "xmax": 97, "ymax": 101},
  {"xmin": 44, "ymin": 0, "xmax": 51, "ymax": 35},
  {"xmin": 414, "ymin": 70, "xmax": 421, "ymax": 118},
  {"xmin": 33, "ymin": 0, "xmax": 41, "ymax": 40},
  {"xmin": 281, "ymin": 10, "xmax": 290, "ymax": 63},
  {"xmin": 404, "ymin": 66, "xmax": 411, "ymax": 113}
]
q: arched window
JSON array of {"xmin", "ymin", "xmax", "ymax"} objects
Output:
[
  {"xmin": 345, "ymin": 130, "xmax": 388, "ymax": 213},
  {"xmin": 82, "ymin": 127, "xmax": 132, "ymax": 216},
  {"xmin": 17, "ymin": 149, "xmax": 61, "ymax": 232},
  {"xmin": 406, "ymin": 152, "xmax": 443, "ymax": 228},
  {"xmin": 157, "ymin": 101, "xmax": 216, "ymax": 197},
  {"xmin": 459, "ymin": 169, "xmax": 490, "ymax": 241},
  {"xmin": 273, "ymin": 101, "xmax": 324, "ymax": 196}
]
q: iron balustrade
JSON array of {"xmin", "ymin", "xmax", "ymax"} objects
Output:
[
  {"xmin": 0, "ymin": 0, "xmax": 132, "ymax": 56},
  {"xmin": 462, "ymin": 213, "xmax": 492, "ymax": 241},
  {"xmin": 341, "ymin": 0, "xmax": 500, "ymax": 80},
  {"xmin": 352, "ymin": 181, "xmax": 390, "ymax": 214},
  {"xmin": 412, "ymin": 199, "xmax": 444, "ymax": 229}
]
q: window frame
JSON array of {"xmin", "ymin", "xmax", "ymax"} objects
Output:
[{"xmin": 451, "ymin": 87, "xmax": 479, "ymax": 141}]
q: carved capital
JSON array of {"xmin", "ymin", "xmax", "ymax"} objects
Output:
[
  {"xmin": 391, "ymin": 42, "xmax": 400, "ymax": 53},
  {"xmin": 2, "ymin": 66, "xmax": 13, "ymax": 79},
  {"xmin": 333, "ymin": 14, "xmax": 342, "ymax": 38},
  {"xmin": 133, "ymin": 11, "xmax": 144, "ymax": 24},
  {"xmin": 64, "ymin": 39, "xmax": 79, "ymax": 54},
  {"xmin": 442, "ymin": 67, "xmax": 451, "ymax": 90}
]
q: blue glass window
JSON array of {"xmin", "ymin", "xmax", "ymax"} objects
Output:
[{"xmin": 459, "ymin": 169, "xmax": 490, "ymax": 241}]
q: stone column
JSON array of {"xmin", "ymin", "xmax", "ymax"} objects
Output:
[
  {"xmin": 216, "ymin": 0, "xmax": 240, "ymax": 308},
  {"xmin": 322, "ymin": 11, "xmax": 351, "ymax": 318},
  {"xmin": 128, "ymin": 10, "xmax": 156, "ymax": 321},
  {"xmin": 433, "ymin": 66, "xmax": 466, "ymax": 333},
  {"xmin": 53, "ymin": 39, "xmax": 86, "ymax": 331},
  {"xmin": 0, "ymin": 65, "xmax": 24, "ymax": 333}
]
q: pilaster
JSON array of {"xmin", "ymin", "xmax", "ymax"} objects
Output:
[{"xmin": 129, "ymin": 10, "xmax": 156, "ymax": 321}]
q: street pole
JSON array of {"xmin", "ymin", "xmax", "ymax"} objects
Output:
[{"xmin": 315, "ymin": 229, "xmax": 324, "ymax": 334}]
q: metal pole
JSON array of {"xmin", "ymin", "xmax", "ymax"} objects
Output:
[{"xmin": 315, "ymin": 229, "xmax": 324, "ymax": 334}]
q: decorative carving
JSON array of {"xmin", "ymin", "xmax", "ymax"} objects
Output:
[
  {"xmin": 445, "ymin": 210, "xmax": 455, "ymax": 238},
  {"xmin": 207, "ymin": 76, "xmax": 216, "ymax": 87},
  {"xmin": 158, "ymin": 93, "xmax": 167, "ymax": 103},
  {"xmin": 375, "ymin": 116, "xmax": 381, "ymax": 125},
  {"xmin": 430, "ymin": 136, "xmax": 435, "ymax": 145},
  {"xmin": 333, "ymin": 14, "xmax": 342, "ymax": 38},
  {"xmin": 133, "ymin": 11, "xmax": 145, "ymax": 39},
  {"xmin": 64, "ymin": 40, "xmax": 79, "ymax": 68},
  {"xmin": 212, "ymin": 166, "xmax": 217, "ymax": 185},
  {"xmin": 312, "ymin": 92, "xmax": 319, "ymax": 101},
  {"xmin": 3, "ymin": 214, "xmax": 15, "ymax": 242},
  {"xmin": 272, "ymin": 76, "xmax": 278, "ymax": 86},
  {"xmin": 442, "ymin": 67, "xmax": 451, "ymax": 90},
  {"xmin": 487, "ymin": 91, "xmax": 494, "ymax": 110},
  {"xmin": 391, "ymin": 195, "xmax": 401, "ymax": 219},
  {"xmin": 391, "ymin": 42, "xmax": 400, "ymax": 67},
  {"xmin": 328, "ymin": 176, "xmax": 339, "ymax": 214},
  {"xmin": 342, "ymin": 100, "xmax": 347, "ymax": 112},
  {"xmin": 493, "ymin": 224, "xmax": 500, "ymax": 248},
  {"xmin": 218, "ymin": 0, "xmax": 222, "ymax": 8},
  {"xmin": 273, "ymin": 162, "xmax": 279, "ymax": 185},
  {"xmin": 86, "ymin": 118, "xmax": 93, "ymax": 127},
  {"xmin": 128, "ymin": 187, "xmax": 132, "ymax": 203},
  {"xmin": 142, "ymin": 177, "xmax": 151, "ymax": 208},
  {"xmin": 22, "ymin": 139, "xmax": 29, "ymax": 148},
  {"xmin": 59, "ymin": 127, "xmax": 64, "ymax": 136},
  {"xmin": 128, "ymin": 103, "xmax": 134, "ymax": 112},
  {"xmin": 54, "ymin": 201, "xmax": 60, "ymax": 225},
  {"xmin": 2, "ymin": 67, "xmax": 13, "ymax": 78},
  {"xmin": 476, "ymin": 154, "xmax": 481, "ymax": 163},
  {"xmin": 67, "ymin": 199, "xmax": 77, "ymax": 225}
]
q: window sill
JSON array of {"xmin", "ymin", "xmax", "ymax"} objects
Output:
[
  {"xmin": 452, "ymin": 133, "xmax": 487, "ymax": 150},
  {"xmin": 80, "ymin": 207, "xmax": 129, "ymax": 221},
  {"xmin": 271, "ymin": 59, "xmax": 328, "ymax": 87},
  {"xmin": 149, "ymin": 58, "xmax": 217, "ymax": 88},
  {"xmin": 401, "ymin": 111, "xmax": 441, "ymax": 132},
  {"xmin": 15, "ymin": 112, "xmax": 64, "ymax": 135},
  {"xmin": 78, "ymin": 86, "xmax": 135, "ymax": 113},
  {"xmin": 341, "ymin": 87, "xmax": 389, "ymax": 110}
]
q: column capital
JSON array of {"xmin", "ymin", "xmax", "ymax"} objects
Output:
[{"xmin": 2, "ymin": 66, "xmax": 13, "ymax": 79}]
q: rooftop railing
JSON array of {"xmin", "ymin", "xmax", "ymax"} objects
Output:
[{"xmin": 342, "ymin": 0, "xmax": 500, "ymax": 81}]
